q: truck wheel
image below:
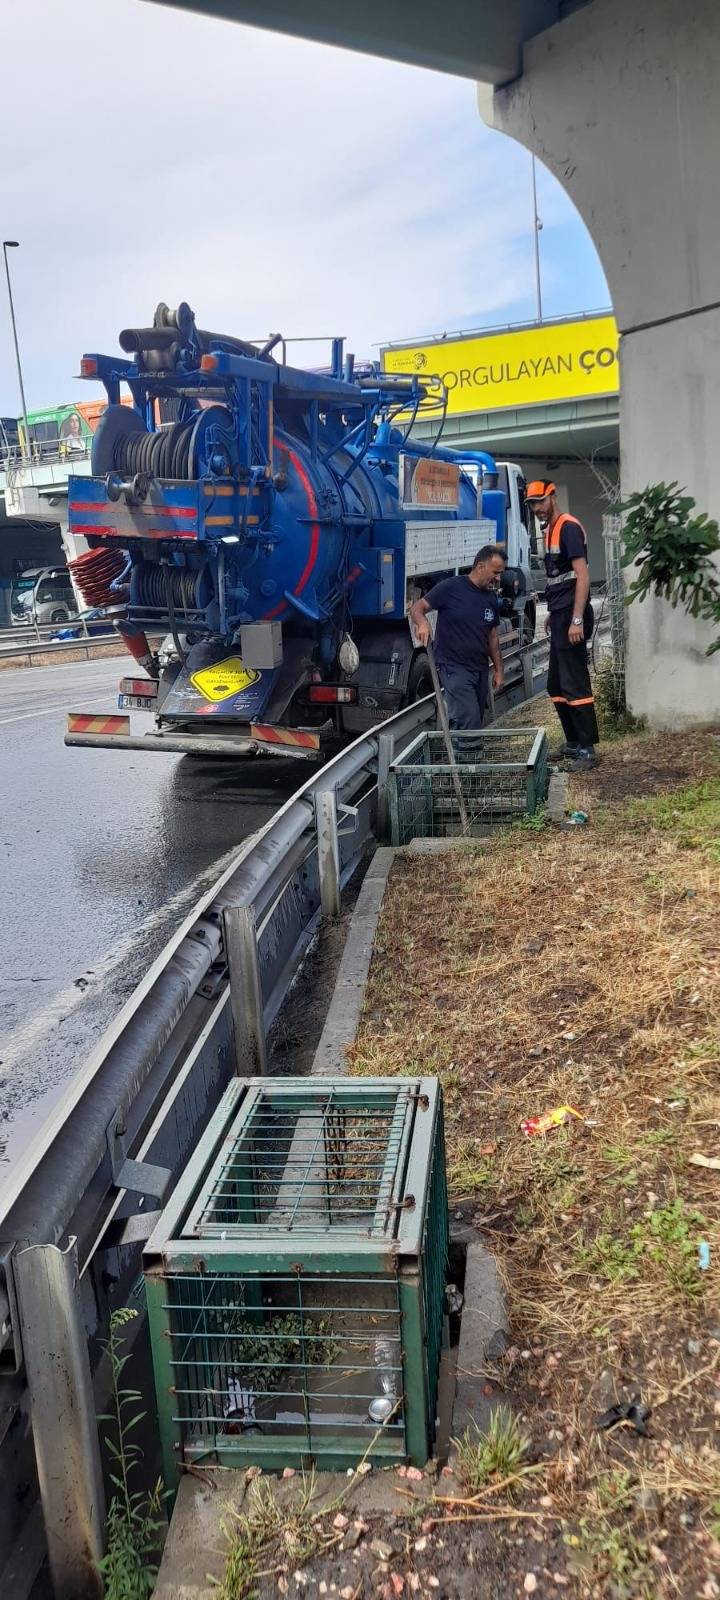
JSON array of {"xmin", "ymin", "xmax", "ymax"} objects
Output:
[
  {"xmin": 522, "ymin": 610, "xmax": 535, "ymax": 646},
  {"xmin": 406, "ymin": 652, "xmax": 434, "ymax": 703},
  {"xmin": 51, "ymin": 609, "xmax": 68, "ymax": 623}
]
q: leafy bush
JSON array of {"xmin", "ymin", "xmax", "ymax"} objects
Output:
[{"xmin": 621, "ymin": 481, "xmax": 720, "ymax": 654}]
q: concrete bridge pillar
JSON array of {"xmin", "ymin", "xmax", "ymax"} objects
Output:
[{"xmin": 481, "ymin": 0, "xmax": 720, "ymax": 726}]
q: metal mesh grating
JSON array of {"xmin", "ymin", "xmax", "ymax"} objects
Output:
[
  {"xmin": 162, "ymin": 1271, "xmax": 404, "ymax": 1462},
  {"xmin": 144, "ymin": 1077, "xmax": 448, "ymax": 1480},
  {"xmin": 388, "ymin": 727, "xmax": 548, "ymax": 844},
  {"xmin": 603, "ymin": 513, "xmax": 626, "ymax": 676},
  {"xmin": 185, "ymin": 1085, "xmax": 410, "ymax": 1236}
]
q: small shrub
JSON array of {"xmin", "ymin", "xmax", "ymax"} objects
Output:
[
  {"xmin": 455, "ymin": 1406, "xmax": 530, "ymax": 1493},
  {"xmin": 98, "ymin": 1308, "xmax": 164, "ymax": 1600}
]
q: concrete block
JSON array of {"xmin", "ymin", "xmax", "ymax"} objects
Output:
[
  {"xmin": 399, "ymin": 835, "xmax": 488, "ymax": 855},
  {"xmin": 311, "ymin": 846, "xmax": 395, "ymax": 1076},
  {"xmin": 153, "ymin": 1472, "xmax": 248, "ymax": 1598},
  {"xmin": 452, "ymin": 1239, "xmax": 509, "ymax": 1439}
]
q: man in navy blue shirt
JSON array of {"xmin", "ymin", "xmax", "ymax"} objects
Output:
[{"xmin": 409, "ymin": 545, "xmax": 506, "ymax": 729}]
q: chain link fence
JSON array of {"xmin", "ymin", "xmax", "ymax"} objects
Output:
[{"xmin": 602, "ymin": 513, "xmax": 625, "ymax": 676}]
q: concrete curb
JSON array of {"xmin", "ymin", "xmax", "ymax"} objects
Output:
[
  {"xmin": 453, "ymin": 1237, "xmax": 510, "ymax": 1438},
  {"xmin": 0, "ymin": 639, "xmax": 125, "ymax": 671},
  {"xmin": 311, "ymin": 845, "xmax": 396, "ymax": 1076}
]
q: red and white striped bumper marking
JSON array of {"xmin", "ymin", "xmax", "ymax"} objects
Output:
[
  {"xmin": 67, "ymin": 713, "xmax": 131, "ymax": 736},
  {"xmin": 250, "ymin": 723, "xmax": 320, "ymax": 750}
]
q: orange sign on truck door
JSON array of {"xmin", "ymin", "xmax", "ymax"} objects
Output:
[{"xmin": 399, "ymin": 453, "xmax": 460, "ymax": 510}]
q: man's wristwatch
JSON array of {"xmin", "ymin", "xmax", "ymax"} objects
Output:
[{"xmin": 571, "ymin": 615, "xmax": 583, "ymax": 626}]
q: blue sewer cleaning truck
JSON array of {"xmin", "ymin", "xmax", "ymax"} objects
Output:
[{"xmin": 65, "ymin": 301, "xmax": 536, "ymax": 758}]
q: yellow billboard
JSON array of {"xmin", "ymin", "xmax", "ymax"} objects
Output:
[{"xmin": 381, "ymin": 314, "xmax": 619, "ymax": 415}]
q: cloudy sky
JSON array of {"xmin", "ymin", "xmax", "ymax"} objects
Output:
[{"xmin": 0, "ymin": 0, "xmax": 609, "ymax": 415}]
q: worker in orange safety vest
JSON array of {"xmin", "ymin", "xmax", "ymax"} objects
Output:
[{"xmin": 525, "ymin": 480, "xmax": 600, "ymax": 770}]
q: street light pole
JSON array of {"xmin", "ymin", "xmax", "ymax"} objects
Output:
[
  {"xmin": 2, "ymin": 240, "xmax": 32, "ymax": 461},
  {"xmin": 530, "ymin": 156, "xmax": 544, "ymax": 323}
]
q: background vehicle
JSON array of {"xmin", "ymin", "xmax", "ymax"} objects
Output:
[
  {"xmin": 65, "ymin": 300, "xmax": 536, "ymax": 758},
  {"xmin": 11, "ymin": 567, "xmax": 79, "ymax": 626},
  {"xmin": 51, "ymin": 607, "xmax": 117, "ymax": 641}
]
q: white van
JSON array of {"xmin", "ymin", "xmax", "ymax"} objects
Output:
[{"xmin": 11, "ymin": 567, "xmax": 79, "ymax": 627}]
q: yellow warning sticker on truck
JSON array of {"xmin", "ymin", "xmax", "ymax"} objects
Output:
[{"xmin": 190, "ymin": 657, "xmax": 261, "ymax": 702}]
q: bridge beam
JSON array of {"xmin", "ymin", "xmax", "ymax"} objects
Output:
[
  {"xmin": 146, "ymin": 0, "xmax": 562, "ymax": 86},
  {"xmin": 482, "ymin": 0, "xmax": 720, "ymax": 727}
]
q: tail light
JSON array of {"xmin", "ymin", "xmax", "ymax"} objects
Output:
[{"xmin": 307, "ymin": 684, "xmax": 357, "ymax": 704}]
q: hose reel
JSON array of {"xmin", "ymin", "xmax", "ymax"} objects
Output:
[{"xmin": 91, "ymin": 404, "xmax": 238, "ymax": 490}]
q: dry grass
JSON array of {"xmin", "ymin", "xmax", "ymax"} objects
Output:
[{"xmin": 348, "ymin": 717, "xmax": 720, "ymax": 1596}]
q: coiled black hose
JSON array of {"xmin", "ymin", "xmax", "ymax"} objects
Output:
[
  {"xmin": 133, "ymin": 562, "xmax": 202, "ymax": 611},
  {"xmin": 112, "ymin": 420, "xmax": 194, "ymax": 480}
]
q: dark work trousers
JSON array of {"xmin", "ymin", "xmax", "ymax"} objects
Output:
[
  {"xmin": 547, "ymin": 606, "xmax": 600, "ymax": 748},
  {"xmin": 437, "ymin": 663, "xmax": 489, "ymax": 730}
]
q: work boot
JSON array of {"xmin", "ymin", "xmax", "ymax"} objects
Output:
[
  {"xmin": 567, "ymin": 746, "xmax": 598, "ymax": 772},
  {"xmin": 549, "ymin": 742, "xmax": 580, "ymax": 762}
]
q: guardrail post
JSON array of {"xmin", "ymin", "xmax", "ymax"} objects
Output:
[
  {"xmin": 376, "ymin": 731, "xmax": 394, "ymax": 841},
  {"xmin": 522, "ymin": 647, "xmax": 534, "ymax": 701},
  {"xmin": 14, "ymin": 1238, "xmax": 105, "ymax": 1600},
  {"xmin": 315, "ymin": 789, "xmax": 341, "ymax": 919},
  {"xmin": 224, "ymin": 904, "xmax": 267, "ymax": 1074}
]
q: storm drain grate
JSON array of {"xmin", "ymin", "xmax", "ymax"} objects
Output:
[
  {"xmin": 144, "ymin": 1077, "xmax": 448, "ymax": 1483},
  {"xmin": 388, "ymin": 726, "xmax": 548, "ymax": 842}
]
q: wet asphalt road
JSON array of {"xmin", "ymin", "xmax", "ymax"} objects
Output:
[{"xmin": 0, "ymin": 655, "xmax": 303, "ymax": 1181}]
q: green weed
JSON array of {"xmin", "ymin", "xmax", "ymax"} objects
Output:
[
  {"xmin": 454, "ymin": 1407, "xmax": 530, "ymax": 1494},
  {"xmin": 513, "ymin": 805, "xmax": 548, "ymax": 833},
  {"xmin": 575, "ymin": 1229, "xmax": 640, "ymax": 1284},
  {"xmin": 627, "ymin": 777, "xmax": 720, "ymax": 856},
  {"xmin": 446, "ymin": 1138, "xmax": 495, "ymax": 1197},
  {"xmin": 565, "ymin": 1518, "xmax": 654, "ymax": 1599},
  {"xmin": 594, "ymin": 657, "xmax": 639, "ymax": 739},
  {"xmin": 575, "ymin": 1199, "xmax": 707, "ymax": 1300},
  {"xmin": 97, "ymin": 1308, "xmax": 164, "ymax": 1600},
  {"xmin": 630, "ymin": 1198, "xmax": 707, "ymax": 1298}
]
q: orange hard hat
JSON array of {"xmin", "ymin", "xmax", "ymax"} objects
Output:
[{"xmin": 526, "ymin": 479, "xmax": 556, "ymax": 500}]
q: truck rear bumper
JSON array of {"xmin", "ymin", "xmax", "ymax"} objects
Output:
[{"xmin": 64, "ymin": 729, "xmax": 319, "ymax": 758}]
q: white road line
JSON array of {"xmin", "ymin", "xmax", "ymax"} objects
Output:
[
  {"xmin": 0, "ymin": 693, "xmax": 119, "ymax": 727},
  {"xmin": 0, "ymin": 671, "xmax": 120, "ymax": 698}
]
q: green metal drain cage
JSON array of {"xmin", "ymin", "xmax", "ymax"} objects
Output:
[
  {"xmin": 144, "ymin": 1077, "xmax": 448, "ymax": 1484},
  {"xmin": 388, "ymin": 726, "xmax": 548, "ymax": 844}
]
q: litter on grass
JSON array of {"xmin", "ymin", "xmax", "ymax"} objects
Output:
[
  {"xmin": 520, "ymin": 1105, "xmax": 583, "ymax": 1137},
  {"xmin": 596, "ymin": 1399, "xmax": 652, "ymax": 1436}
]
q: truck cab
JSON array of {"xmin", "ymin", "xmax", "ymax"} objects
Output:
[{"xmin": 496, "ymin": 460, "xmax": 537, "ymax": 644}]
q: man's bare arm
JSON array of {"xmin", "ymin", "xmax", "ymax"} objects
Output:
[
  {"xmin": 409, "ymin": 595, "xmax": 432, "ymax": 647},
  {"xmin": 488, "ymin": 626, "xmax": 504, "ymax": 689},
  {"xmin": 568, "ymin": 557, "xmax": 591, "ymax": 643}
]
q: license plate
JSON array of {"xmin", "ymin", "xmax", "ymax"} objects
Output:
[{"xmin": 118, "ymin": 694, "xmax": 156, "ymax": 711}]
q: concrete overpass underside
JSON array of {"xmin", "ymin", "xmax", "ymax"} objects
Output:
[{"xmin": 146, "ymin": 1, "xmax": 589, "ymax": 85}]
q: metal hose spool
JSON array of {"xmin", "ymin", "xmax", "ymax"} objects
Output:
[
  {"xmin": 111, "ymin": 420, "xmax": 195, "ymax": 481},
  {"xmin": 91, "ymin": 404, "xmax": 236, "ymax": 484},
  {"xmin": 132, "ymin": 562, "xmax": 205, "ymax": 612}
]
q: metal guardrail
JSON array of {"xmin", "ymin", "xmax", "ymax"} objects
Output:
[
  {"xmin": 0, "ymin": 636, "xmax": 549, "ymax": 1598},
  {"xmin": 1, "ymin": 440, "xmax": 92, "ymax": 471},
  {"xmin": 1, "ymin": 618, "xmax": 93, "ymax": 645}
]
